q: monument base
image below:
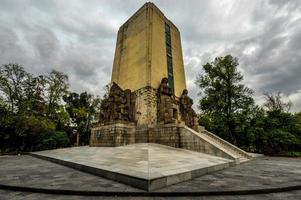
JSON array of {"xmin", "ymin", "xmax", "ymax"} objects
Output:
[
  {"xmin": 31, "ymin": 143, "xmax": 235, "ymax": 191},
  {"xmin": 90, "ymin": 123, "xmax": 251, "ymax": 163}
]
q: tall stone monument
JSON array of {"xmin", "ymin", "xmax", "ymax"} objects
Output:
[
  {"xmin": 91, "ymin": 3, "xmax": 199, "ymax": 147},
  {"xmin": 30, "ymin": 2, "xmax": 252, "ymax": 192},
  {"xmin": 90, "ymin": 3, "xmax": 250, "ymax": 167},
  {"xmin": 110, "ymin": 2, "xmax": 187, "ymax": 126}
]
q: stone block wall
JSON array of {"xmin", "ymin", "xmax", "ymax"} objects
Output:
[
  {"xmin": 179, "ymin": 127, "xmax": 234, "ymax": 160},
  {"xmin": 91, "ymin": 123, "xmax": 181, "ymax": 148},
  {"xmin": 90, "ymin": 123, "xmax": 136, "ymax": 147},
  {"xmin": 134, "ymin": 125, "xmax": 149, "ymax": 143},
  {"xmin": 135, "ymin": 86, "xmax": 157, "ymax": 125},
  {"xmin": 148, "ymin": 124, "xmax": 180, "ymax": 148},
  {"xmin": 90, "ymin": 123, "xmax": 236, "ymax": 161}
]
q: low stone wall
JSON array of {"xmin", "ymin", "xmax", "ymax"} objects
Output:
[
  {"xmin": 90, "ymin": 123, "xmax": 236, "ymax": 161},
  {"xmin": 91, "ymin": 123, "xmax": 181, "ymax": 148},
  {"xmin": 90, "ymin": 123, "xmax": 136, "ymax": 147},
  {"xmin": 134, "ymin": 125, "xmax": 149, "ymax": 143},
  {"xmin": 179, "ymin": 127, "xmax": 234, "ymax": 160},
  {"xmin": 148, "ymin": 124, "xmax": 180, "ymax": 148}
]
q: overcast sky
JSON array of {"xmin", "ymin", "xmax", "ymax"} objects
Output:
[{"xmin": 1, "ymin": 0, "xmax": 301, "ymax": 112}]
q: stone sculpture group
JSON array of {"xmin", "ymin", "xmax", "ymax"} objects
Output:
[
  {"xmin": 100, "ymin": 78, "xmax": 197, "ymax": 129},
  {"xmin": 100, "ymin": 83, "xmax": 136, "ymax": 123}
]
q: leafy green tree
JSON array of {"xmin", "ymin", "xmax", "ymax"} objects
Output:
[
  {"xmin": 63, "ymin": 92, "xmax": 101, "ymax": 145},
  {"xmin": 293, "ymin": 112, "xmax": 301, "ymax": 138},
  {"xmin": 196, "ymin": 55, "xmax": 254, "ymax": 145},
  {"xmin": 0, "ymin": 104, "xmax": 17, "ymax": 151},
  {"xmin": 23, "ymin": 75, "xmax": 47, "ymax": 114},
  {"xmin": 261, "ymin": 110, "xmax": 301, "ymax": 153},
  {"xmin": 35, "ymin": 131, "xmax": 70, "ymax": 151},
  {"xmin": 46, "ymin": 70, "xmax": 69, "ymax": 120},
  {"xmin": 0, "ymin": 63, "xmax": 29, "ymax": 113},
  {"xmin": 0, "ymin": 63, "xmax": 71, "ymax": 152},
  {"xmin": 18, "ymin": 114, "xmax": 56, "ymax": 151},
  {"xmin": 263, "ymin": 92, "xmax": 292, "ymax": 112}
]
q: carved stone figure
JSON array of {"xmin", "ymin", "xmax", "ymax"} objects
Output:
[
  {"xmin": 157, "ymin": 78, "xmax": 176, "ymax": 124},
  {"xmin": 180, "ymin": 89, "xmax": 197, "ymax": 128},
  {"xmin": 100, "ymin": 82, "xmax": 136, "ymax": 123}
]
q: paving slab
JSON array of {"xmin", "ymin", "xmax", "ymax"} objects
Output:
[
  {"xmin": 30, "ymin": 143, "xmax": 234, "ymax": 191},
  {"xmin": 0, "ymin": 155, "xmax": 301, "ymax": 199}
]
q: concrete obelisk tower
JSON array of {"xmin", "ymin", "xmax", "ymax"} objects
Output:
[
  {"xmin": 111, "ymin": 2, "xmax": 187, "ymax": 125},
  {"xmin": 90, "ymin": 3, "xmax": 251, "ymax": 168}
]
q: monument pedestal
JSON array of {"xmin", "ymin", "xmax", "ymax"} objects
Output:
[
  {"xmin": 90, "ymin": 123, "xmax": 182, "ymax": 148},
  {"xmin": 90, "ymin": 123, "xmax": 251, "ymax": 162},
  {"xmin": 31, "ymin": 143, "xmax": 235, "ymax": 191}
]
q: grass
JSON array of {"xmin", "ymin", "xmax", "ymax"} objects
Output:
[{"xmin": 285, "ymin": 152, "xmax": 301, "ymax": 157}]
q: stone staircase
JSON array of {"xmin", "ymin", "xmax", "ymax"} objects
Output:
[{"xmin": 184, "ymin": 126, "xmax": 252, "ymax": 164}]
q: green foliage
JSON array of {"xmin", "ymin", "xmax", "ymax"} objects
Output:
[
  {"xmin": 35, "ymin": 131, "xmax": 70, "ymax": 151},
  {"xmin": 46, "ymin": 70, "xmax": 69, "ymax": 120},
  {"xmin": 196, "ymin": 55, "xmax": 254, "ymax": 144},
  {"xmin": 63, "ymin": 92, "xmax": 101, "ymax": 145},
  {"xmin": 285, "ymin": 152, "xmax": 301, "ymax": 157},
  {"xmin": 265, "ymin": 129, "xmax": 299, "ymax": 154},
  {"xmin": 0, "ymin": 63, "xmax": 30, "ymax": 113},
  {"xmin": 1, "ymin": 59, "xmax": 300, "ymax": 155},
  {"xmin": 196, "ymin": 55, "xmax": 301, "ymax": 155},
  {"xmin": 258, "ymin": 110, "xmax": 301, "ymax": 154},
  {"xmin": 0, "ymin": 63, "xmax": 99, "ymax": 152},
  {"xmin": 21, "ymin": 115, "xmax": 56, "ymax": 135},
  {"xmin": 263, "ymin": 92, "xmax": 292, "ymax": 112}
]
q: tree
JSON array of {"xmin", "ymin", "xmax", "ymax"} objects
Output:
[
  {"xmin": 46, "ymin": 70, "xmax": 69, "ymax": 115},
  {"xmin": 0, "ymin": 63, "xmax": 29, "ymax": 113},
  {"xmin": 63, "ymin": 92, "xmax": 101, "ymax": 145},
  {"xmin": 23, "ymin": 75, "xmax": 47, "ymax": 114},
  {"xmin": 263, "ymin": 92, "xmax": 292, "ymax": 112},
  {"xmin": 0, "ymin": 63, "xmax": 71, "ymax": 152},
  {"xmin": 196, "ymin": 55, "xmax": 254, "ymax": 145},
  {"xmin": 240, "ymin": 94, "xmax": 301, "ymax": 154}
]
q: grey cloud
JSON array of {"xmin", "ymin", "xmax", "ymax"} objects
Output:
[
  {"xmin": 217, "ymin": 0, "xmax": 301, "ymax": 112},
  {"xmin": 0, "ymin": 0, "xmax": 300, "ymax": 112}
]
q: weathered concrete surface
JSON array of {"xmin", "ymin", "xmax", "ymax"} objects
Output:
[
  {"xmin": 1, "ymin": 190, "xmax": 301, "ymax": 200},
  {"xmin": 0, "ymin": 155, "xmax": 301, "ymax": 199},
  {"xmin": 158, "ymin": 156, "xmax": 301, "ymax": 192},
  {"xmin": 30, "ymin": 144, "xmax": 234, "ymax": 190},
  {"xmin": 0, "ymin": 155, "xmax": 140, "ymax": 192}
]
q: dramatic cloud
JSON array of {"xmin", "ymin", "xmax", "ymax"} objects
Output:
[{"xmin": 0, "ymin": 0, "xmax": 300, "ymax": 112}]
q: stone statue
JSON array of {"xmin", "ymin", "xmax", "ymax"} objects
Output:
[
  {"xmin": 180, "ymin": 89, "xmax": 197, "ymax": 128},
  {"xmin": 157, "ymin": 77, "xmax": 176, "ymax": 124},
  {"xmin": 100, "ymin": 82, "xmax": 136, "ymax": 123}
]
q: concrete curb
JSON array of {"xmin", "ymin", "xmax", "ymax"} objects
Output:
[{"xmin": 0, "ymin": 183, "xmax": 301, "ymax": 196}]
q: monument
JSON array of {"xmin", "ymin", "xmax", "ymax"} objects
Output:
[
  {"xmin": 32, "ymin": 2, "xmax": 252, "ymax": 192},
  {"xmin": 89, "ymin": 2, "xmax": 251, "ymax": 161},
  {"xmin": 90, "ymin": 2, "xmax": 200, "ymax": 147}
]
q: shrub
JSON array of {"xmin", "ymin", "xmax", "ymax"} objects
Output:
[
  {"xmin": 265, "ymin": 129, "xmax": 300, "ymax": 154},
  {"xmin": 35, "ymin": 131, "xmax": 70, "ymax": 151}
]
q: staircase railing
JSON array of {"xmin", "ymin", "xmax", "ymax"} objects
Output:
[{"xmin": 200, "ymin": 129, "xmax": 252, "ymax": 159}]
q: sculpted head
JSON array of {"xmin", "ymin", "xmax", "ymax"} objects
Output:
[
  {"xmin": 161, "ymin": 77, "xmax": 168, "ymax": 84},
  {"xmin": 182, "ymin": 89, "xmax": 188, "ymax": 96}
]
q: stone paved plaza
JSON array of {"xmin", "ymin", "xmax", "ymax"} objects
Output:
[
  {"xmin": 0, "ymin": 190, "xmax": 300, "ymax": 200},
  {"xmin": 0, "ymin": 153, "xmax": 301, "ymax": 199},
  {"xmin": 32, "ymin": 144, "xmax": 233, "ymax": 179},
  {"xmin": 30, "ymin": 144, "xmax": 234, "ymax": 190}
]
